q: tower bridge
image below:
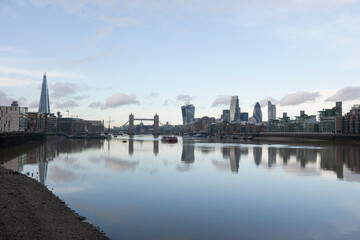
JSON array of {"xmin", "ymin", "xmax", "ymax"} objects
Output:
[{"xmin": 127, "ymin": 113, "xmax": 159, "ymax": 136}]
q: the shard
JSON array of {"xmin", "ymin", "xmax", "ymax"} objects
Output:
[{"xmin": 39, "ymin": 73, "xmax": 50, "ymax": 114}]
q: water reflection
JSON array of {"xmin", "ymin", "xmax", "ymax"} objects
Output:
[
  {"xmin": 1, "ymin": 137, "xmax": 360, "ymax": 184},
  {"xmin": 181, "ymin": 139, "xmax": 195, "ymax": 163},
  {"xmin": 229, "ymin": 147, "xmax": 240, "ymax": 173},
  {"xmin": 1, "ymin": 137, "xmax": 360, "ymax": 240},
  {"xmin": 253, "ymin": 147, "xmax": 262, "ymax": 166}
]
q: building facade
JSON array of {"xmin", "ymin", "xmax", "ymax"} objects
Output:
[
  {"xmin": 230, "ymin": 96, "xmax": 240, "ymax": 122},
  {"xmin": 39, "ymin": 73, "xmax": 50, "ymax": 114},
  {"xmin": 0, "ymin": 101, "xmax": 28, "ymax": 133},
  {"xmin": 318, "ymin": 101, "xmax": 342, "ymax": 133},
  {"xmin": 253, "ymin": 102, "xmax": 262, "ymax": 123},
  {"xmin": 268, "ymin": 101, "xmax": 276, "ymax": 121},
  {"xmin": 181, "ymin": 104, "xmax": 195, "ymax": 125},
  {"xmin": 221, "ymin": 110, "xmax": 230, "ymax": 122}
]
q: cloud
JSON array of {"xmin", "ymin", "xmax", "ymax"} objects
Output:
[
  {"xmin": 88, "ymin": 101, "xmax": 104, "ymax": 108},
  {"xmin": 149, "ymin": 92, "xmax": 158, "ymax": 97},
  {"xmin": 0, "ymin": 90, "xmax": 14, "ymax": 105},
  {"xmin": 54, "ymin": 100, "xmax": 79, "ymax": 109},
  {"xmin": 62, "ymin": 48, "xmax": 116, "ymax": 67},
  {"xmin": 176, "ymin": 94, "xmax": 193, "ymax": 102},
  {"xmin": 105, "ymin": 93, "xmax": 140, "ymax": 108},
  {"xmin": 0, "ymin": 65, "xmax": 86, "ymax": 79},
  {"xmin": 279, "ymin": 91, "xmax": 320, "ymax": 106},
  {"xmin": 163, "ymin": 99, "xmax": 170, "ymax": 106},
  {"xmin": 0, "ymin": 77, "xmax": 36, "ymax": 87},
  {"xmin": 86, "ymin": 26, "xmax": 113, "ymax": 45},
  {"xmin": 259, "ymin": 96, "xmax": 278, "ymax": 107},
  {"xmin": 29, "ymin": 100, "xmax": 39, "ymax": 109},
  {"xmin": 51, "ymin": 82, "xmax": 81, "ymax": 99},
  {"xmin": 211, "ymin": 96, "xmax": 231, "ymax": 107},
  {"xmin": 326, "ymin": 87, "xmax": 360, "ymax": 102}
]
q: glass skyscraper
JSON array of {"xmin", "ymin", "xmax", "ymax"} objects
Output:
[
  {"xmin": 181, "ymin": 104, "xmax": 195, "ymax": 125},
  {"xmin": 39, "ymin": 73, "xmax": 50, "ymax": 114},
  {"xmin": 230, "ymin": 96, "xmax": 240, "ymax": 122},
  {"xmin": 268, "ymin": 101, "xmax": 276, "ymax": 121},
  {"xmin": 253, "ymin": 102, "xmax": 262, "ymax": 123}
]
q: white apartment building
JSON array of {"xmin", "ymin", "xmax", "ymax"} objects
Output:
[{"xmin": 0, "ymin": 101, "xmax": 28, "ymax": 133}]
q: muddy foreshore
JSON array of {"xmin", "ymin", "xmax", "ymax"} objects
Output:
[{"xmin": 0, "ymin": 166, "xmax": 109, "ymax": 240}]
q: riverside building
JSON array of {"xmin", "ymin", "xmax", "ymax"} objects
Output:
[
  {"xmin": 268, "ymin": 101, "xmax": 276, "ymax": 121},
  {"xmin": 0, "ymin": 101, "xmax": 28, "ymax": 133}
]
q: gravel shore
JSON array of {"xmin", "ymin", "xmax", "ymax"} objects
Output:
[{"xmin": 0, "ymin": 166, "xmax": 109, "ymax": 240}]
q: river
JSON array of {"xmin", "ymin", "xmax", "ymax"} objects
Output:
[{"xmin": 1, "ymin": 136, "xmax": 360, "ymax": 240}]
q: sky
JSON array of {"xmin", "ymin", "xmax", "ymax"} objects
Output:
[{"xmin": 1, "ymin": 0, "xmax": 360, "ymax": 126}]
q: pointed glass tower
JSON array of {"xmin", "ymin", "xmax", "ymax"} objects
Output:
[{"xmin": 39, "ymin": 73, "xmax": 50, "ymax": 114}]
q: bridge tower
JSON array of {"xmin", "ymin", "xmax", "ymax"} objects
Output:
[
  {"xmin": 153, "ymin": 114, "xmax": 159, "ymax": 137},
  {"xmin": 128, "ymin": 113, "xmax": 135, "ymax": 135}
]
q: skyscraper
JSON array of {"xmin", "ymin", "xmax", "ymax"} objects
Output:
[
  {"xmin": 39, "ymin": 73, "xmax": 50, "ymax": 114},
  {"xmin": 268, "ymin": 101, "xmax": 276, "ymax": 121},
  {"xmin": 253, "ymin": 102, "xmax": 262, "ymax": 123},
  {"xmin": 230, "ymin": 96, "xmax": 240, "ymax": 122},
  {"xmin": 181, "ymin": 103, "xmax": 195, "ymax": 125}
]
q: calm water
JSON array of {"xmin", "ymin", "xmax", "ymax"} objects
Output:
[{"xmin": 1, "ymin": 136, "xmax": 360, "ymax": 240}]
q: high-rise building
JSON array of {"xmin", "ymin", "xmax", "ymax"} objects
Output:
[
  {"xmin": 181, "ymin": 104, "xmax": 195, "ymax": 125},
  {"xmin": 240, "ymin": 112, "xmax": 249, "ymax": 121},
  {"xmin": 221, "ymin": 110, "xmax": 230, "ymax": 122},
  {"xmin": 39, "ymin": 73, "xmax": 50, "ymax": 114},
  {"xmin": 253, "ymin": 102, "xmax": 262, "ymax": 123},
  {"xmin": 268, "ymin": 101, "xmax": 276, "ymax": 121},
  {"xmin": 230, "ymin": 96, "xmax": 240, "ymax": 122}
]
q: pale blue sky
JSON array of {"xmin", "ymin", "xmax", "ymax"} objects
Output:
[{"xmin": 1, "ymin": 0, "xmax": 360, "ymax": 125}]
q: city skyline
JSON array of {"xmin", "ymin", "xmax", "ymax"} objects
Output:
[{"xmin": 1, "ymin": 1, "xmax": 360, "ymax": 125}]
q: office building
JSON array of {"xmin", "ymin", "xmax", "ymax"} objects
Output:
[
  {"xmin": 268, "ymin": 101, "xmax": 276, "ymax": 121},
  {"xmin": 181, "ymin": 103, "xmax": 195, "ymax": 125},
  {"xmin": 240, "ymin": 112, "xmax": 249, "ymax": 121},
  {"xmin": 221, "ymin": 110, "xmax": 230, "ymax": 122},
  {"xmin": 253, "ymin": 102, "xmax": 262, "ymax": 123},
  {"xmin": 230, "ymin": 96, "xmax": 240, "ymax": 122},
  {"xmin": 39, "ymin": 73, "xmax": 50, "ymax": 114}
]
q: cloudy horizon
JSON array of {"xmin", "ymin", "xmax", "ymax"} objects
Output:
[{"xmin": 1, "ymin": 0, "xmax": 360, "ymax": 125}]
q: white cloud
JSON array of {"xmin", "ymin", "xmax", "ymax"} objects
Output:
[
  {"xmin": 259, "ymin": 96, "xmax": 278, "ymax": 108},
  {"xmin": 105, "ymin": 93, "xmax": 140, "ymax": 108},
  {"xmin": 88, "ymin": 101, "xmax": 104, "ymax": 108},
  {"xmin": 54, "ymin": 100, "xmax": 80, "ymax": 109},
  {"xmin": 326, "ymin": 87, "xmax": 360, "ymax": 102},
  {"xmin": 279, "ymin": 91, "xmax": 320, "ymax": 106},
  {"xmin": 0, "ymin": 90, "xmax": 14, "ymax": 105},
  {"xmin": 0, "ymin": 65, "xmax": 86, "ymax": 79},
  {"xmin": 0, "ymin": 77, "xmax": 36, "ymax": 87},
  {"xmin": 211, "ymin": 96, "xmax": 231, "ymax": 107},
  {"xmin": 51, "ymin": 82, "xmax": 81, "ymax": 99},
  {"xmin": 176, "ymin": 94, "xmax": 193, "ymax": 102},
  {"xmin": 29, "ymin": 100, "xmax": 39, "ymax": 108}
]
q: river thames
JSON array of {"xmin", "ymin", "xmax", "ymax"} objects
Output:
[{"xmin": 1, "ymin": 136, "xmax": 360, "ymax": 240}]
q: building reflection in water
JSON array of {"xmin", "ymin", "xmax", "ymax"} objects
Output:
[
  {"xmin": 128, "ymin": 138, "xmax": 134, "ymax": 156},
  {"xmin": 229, "ymin": 147, "xmax": 241, "ymax": 173},
  {"xmin": 268, "ymin": 148, "xmax": 277, "ymax": 167},
  {"xmin": 222, "ymin": 147, "xmax": 230, "ymax": 159},
  {"xmin": 253, "ymin": 147, "xmax": 262, "ymax": 166},
  {"xmin": 153, "ymin": 140, "xmax": 159, "ymax": 156},
  {"xmin": 1, "ymin": 137, "xmax": 105, "ymax": 185},
  {"xmin": 181, "ymin": 140, "xmax": 195, "ymax": 163}
]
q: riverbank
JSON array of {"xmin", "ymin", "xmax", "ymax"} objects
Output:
[
  {"xmin": 0, "ymin": 166, "xmax": 109, "ymax": 240},
  {"xmin": 0, "ymin": 133, "xmax": 45, "ymax": 149}
]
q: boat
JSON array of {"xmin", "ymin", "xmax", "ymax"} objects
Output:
[{"xmin": 161, "ymin": 136, "xmax": 178, "ymax": 143}]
